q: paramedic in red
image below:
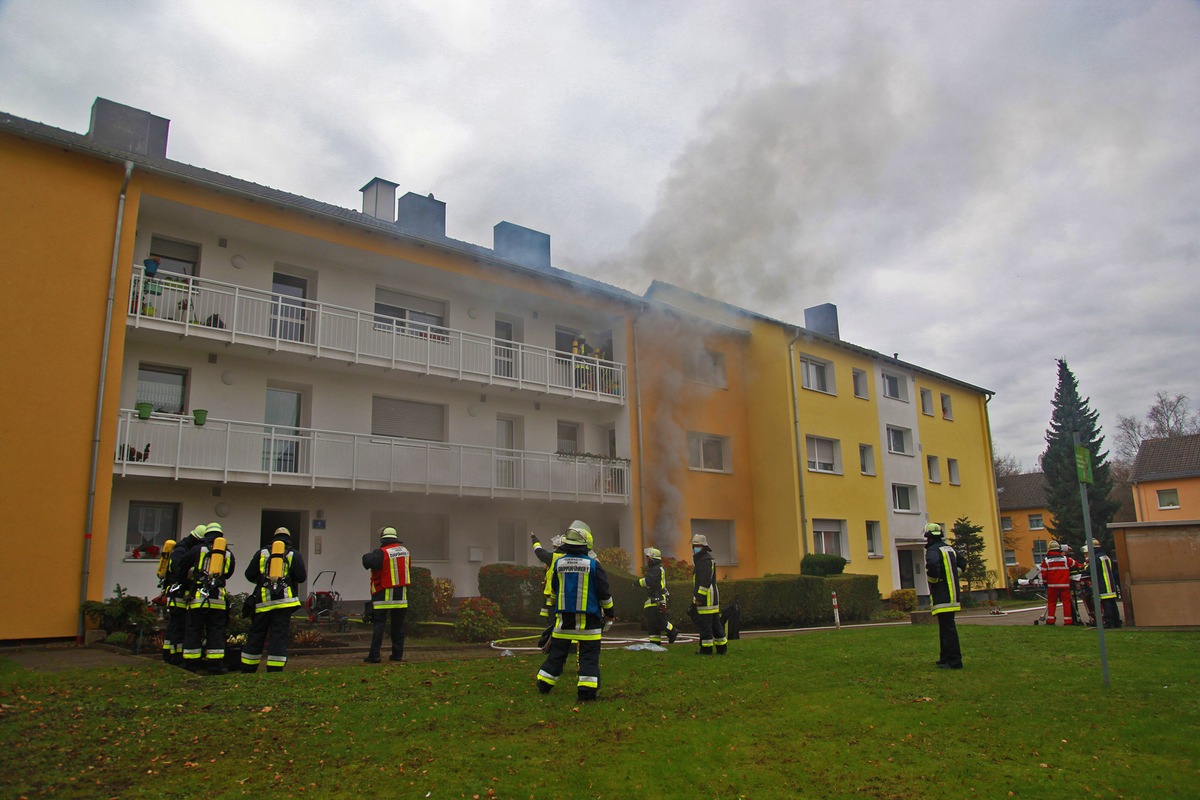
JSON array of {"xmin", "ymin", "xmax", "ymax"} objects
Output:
[
  {"xmin": 362, "ymin": 526, "xmax": 411, "ymax": 663},
  {"xmin": 1038, "ymin": 540, "xmax": 1080, "ymax": 626}
]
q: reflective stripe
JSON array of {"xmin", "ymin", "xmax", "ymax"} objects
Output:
[
  {"xmin": 537, "ymin": 670, "xmax": 558, "ymax": 685},
  {"xmin": 931, "ymin": 547, "xmax": 960, "ymax": 614},
  {"xmin": 578, "ymin": 675, "xmax": 599, "ymax": 688}
]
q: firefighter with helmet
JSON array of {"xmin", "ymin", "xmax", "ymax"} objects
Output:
[
  {"xmin": 637, "ymin": 547, "xmax": 678, "ymax": 645},
  {"xmin": 241, "ymin": 526, "xmax": 307, "ymax": 672},
  {"xmin": 180, "ymin": 522, "xmax": 236, "ymax": 673},
  {"xmin": 161, "ymin": 525, "xmax": 203, "ymax": 666},
  {"xmin": 536, "ymin": 520, "xmax": 614, "ymax": 701},
  {"xmin": 362, "ymin": 526, "xmax": 411, "ymax": 663},
  {"xmin": 530, "ymin": 530, "xmax": 567, "ymax": 620},
  {"xmin": 1087, "ymin": 538, "xmax": 1122, "ymax": 628},
  {"xmin": 924, "ymin": 523, "xmax": 963, "ymax": 668},
  {"xmin": 690, "ymin": 534, "xmax": 728, "ymax": 655},
  {"xmin": 1037, "ymin": 540, "xmax": 1080, "ymax": 626}
]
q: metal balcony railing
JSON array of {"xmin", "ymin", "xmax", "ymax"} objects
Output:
[
  {"xmin": 114, "ymin": 410, "xmax": 631, "ymax": 503},
  {"xmin": 128, "ymin": 267, "xmax": 626, "ymax": 402}
]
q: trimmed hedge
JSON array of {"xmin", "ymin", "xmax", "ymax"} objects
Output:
[
  {"xmin": 800, "ymin": 553, "xmax": 848, "ymax": 576},
  {"xmin": 406, "ymin": 566, "xmax": 435, "ymax": 622},
  {"xmin": 477, "ymin": 563, "xmax": 548, "ymax": 624}
]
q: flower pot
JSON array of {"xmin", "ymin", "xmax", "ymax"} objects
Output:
[
  {"xmin": 192, "ymin": 409, "xmax": 208, "ymax": 426},
  {"xmin": 135, "ymin": 402, "xmax": 154, "ymax": 420},
  {"xmin": 143, "ymin": 257, "xmax": 160, "ymax": 277}
]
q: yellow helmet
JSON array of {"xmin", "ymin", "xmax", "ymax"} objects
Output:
[{"xmin": 644, "ymin": 547, "xmax": 662, "ymax": 560}]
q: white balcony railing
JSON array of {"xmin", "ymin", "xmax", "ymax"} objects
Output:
[
  {"xmin": 128, "ymin": 267, "xmax": 625, "ymax": 402},
  {"xmin": 114, "ymin": 411, "xmax": 631, "ymax": 503}
]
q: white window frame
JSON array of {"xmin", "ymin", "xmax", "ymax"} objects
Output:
[
  {"xmin": 927, "ymin": 455, "xmax": 941, "ymax": 483},
  {"xmin": 125, "ymin": 500, "xmax": 180, "ymax": 559},
  {"xmin": 812, "ymin": 519, "xmax": 846, "ymax": 558},
  {"xmin": 557, "ymin": 421, "xmax": 582, "ymax": 454},
  {"xmin": 866, "ymin": 520, "xmax": 883, "ymax": 558},
  {"xmin": 892, "ymin": 483, "xmax": 918, "ymax": 513},
  {"xmin": 148, "ymin": 235, "xmax": 200, "ymax": 277},
  {"xmin": 886, "ymin": 425, "xmax": 913, "ymax": 456},
  {"xmin": 852, "ymin": 368, "xmax": 869, "ymax": 399},
  {"xmin": 1156, "ymin": 488, "xmax": 1180, "ymax": 509},
  {"xmin": 687, "ymin": 432, "xmax": 731, "ymax": 473},
  {"xmin": 136, "ymin": 363, "xmax": 188, "ymax": 415},
  {"xmin": 859, "ymin": 444, "xmax": 876, "ymax": 476},
  {"xmin": 687, "ymin": 349, "xmax": 728, "ymax": 388},
  {"xmin": 374, "ymin": 287, "xmax": 448, "ymax": 341},
  {"xmin": 1032, "ymin": 539, "xmax": 1048, "ymax": 564},
  {"xmin": 1001, "ymin": 516, "xmax": 1013, "ymax": 531},
  {"xmin": 691, "ymin": 519, "xmax": 736, "ymax": 565},
  {"xmin": 920, "ymin": 387, "xmax": 935, "ymax": 416},
  {"xmin": 806, "ymin": 435, "xmax": 841, "ymax": 473},
  {"xmin": 882, "ymin": 371, "xmax": 908, "ymax": 401},
  {"xmin": 947, "ymin": 458, "xmax": 960, "ymax": 485},
  {"xmin": 1004, "ymin": 549, "xmax": 1017, "ymax": 567},
  {"xmin": 1028, "ymin": 513, "xmax": 1044, "ymax": 530},
  {"xmin": 941, "ymin": 393, "xmax": 954, "ymax": 420},
  {"xmin": 800, "ymin": 356, "xmax": 834, "ymax": 394}
]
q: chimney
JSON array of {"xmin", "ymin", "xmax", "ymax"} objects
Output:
[
  {"xmin": 360, "ymin": 177, "xmax": 399, "ymax": 222},
  {"xmin": 804, "ymin": 303, "xmax": 840, "ymax": 339},
  {"xmin": 493, "ymin": 221, "xmax": 551, "ymax": 269},
  {"xmin": 87, "ymin": 98, "xmax": 169, "ymax": 158},
  {"xmin": 396, "ymin": 191, "xmax": 446, "ymax": 238}
]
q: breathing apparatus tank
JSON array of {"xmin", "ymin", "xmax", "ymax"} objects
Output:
[
  {"xmin": 208, "ymin": 537, "xmax": 228, "ymax": 576},
  {"xmin": 156, "ymin": 539, "xmax": 176, "ymax": 581},
  {"xmin": 268, "ymin": 539, "xmax": 286, "ymax": 580}
]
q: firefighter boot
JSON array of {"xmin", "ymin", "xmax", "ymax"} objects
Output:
[
  {"xmin": 667, "ymin": 625, "xmax": 678, "ymax": 644},
  {"xmin": 577, "ymin": 689, "xmax": 597, "ymax": 702},
  {"xmin": 716, "ymin": 644, "xmax": 728, "ymax": 655}
]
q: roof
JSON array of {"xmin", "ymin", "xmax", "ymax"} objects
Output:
[
  {"xmin": 1131, "ymin": 433, "xmax": 1200, "ymax": 483},
  {"xmin": 0, "ymin": 108, "xmax": 644, "ymax": 308},
  {"xmin": 996, "ymin": 471, "xmax": 1048, "ymax": 511}
]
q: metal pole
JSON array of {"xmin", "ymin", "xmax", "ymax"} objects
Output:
[
  {"xmin": 832, "ymin": 590, "xmax": 841, "ymax": 629},
  {"xmin": 1075, "ymin": 432, "xmax": 1110, "ymax": 688}
]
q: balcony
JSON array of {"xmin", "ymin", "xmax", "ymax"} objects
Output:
[
  {"xmin": 114, "ymin": 410, "xmax": 631, "ymax": 503},
  {"xmin": 127, "ymin": 267, "xmax": 626, "ymax": 403}
]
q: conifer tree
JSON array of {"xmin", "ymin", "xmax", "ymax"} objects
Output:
[
  {"xmin": 1041, "ymin": 359, "xmax": 1120, "ymax": 550},
  {"xmin": 950, "ymin": 516, "xmax": 987, "ymax": 593}
]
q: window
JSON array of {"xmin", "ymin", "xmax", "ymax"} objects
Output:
[
  {"xmin": 859, "ymin": 444, "xmax": 876, "ymax": 476},
  {"xmin": 886, "ymin": 426, "xmax": 912, "ymax": 455},
  {"xmin": 1004, "ymin": 549, "xmax": 1017, "ymax": 567},
  {"xmin": 947, "ymin": 458, "xmax": 960, "ymax": 485},
  {"xmin": 687, "ymin": 432, "xmax": 730, "ymax": 472},
  {"xmin": 1157, "ymin": 488, "xmax": 1180, "ymax": 509},
  {"xmin": 374, "ymin": 511, "xmax": 449, "ymax": 560},
  {"xmin": 691, "ymin": 519, "xmax": 735, "ymax": 565},
  {"xmin": 557, "ymin": 421, "xmax": 581, "ymax": 454},
  {"xmin": 941, "ymin": 393, "xmax": 954, "ymax": 420},
  {"xmin": 497, "ymin": 520, "xmax": 521, "ymax": 563},
  {"xmin": 892, "ymin": 484, "xmax": 917, "ymax": 512},
  {"xmin": 806, "ymin": 435, "xmax": 840, "ymax": 473},
  {"xmin": 687, "ymin": 349, "xmax": 727, "ymax": 388},
  {"xmin": 136, "ymin": 364, "xmax": 187, "ymax": 414},
  {"xmin": 374, "ymin": 288, "xmax": 447, "ymax": 339},
  {"xmin": 372, "ymin": 396, "xmax": 447, "ymax": 442},
  {"xmin": 126, "ymin": 501, "xmax": 180, "ymax": 559},
  {"xmin": 927, "ymin": 455, "xmax": 941, "ymax": 483},
  {"xmin": 1028, "ymin": 514, "xmax": 1044, "ymax": 530},
  {"xmin": 800, "ymin": 356, "xmax": 833, "ymax": 394},
  {"xmin": 1032, "ymin": 539, "xmax": 1048, "ymax": 564},
  {"xmin": 882, "ymin": 371, "xmax": 907, "ymax": 401},
  {"xmin": 866, "ymin": 521, "xmax": 883, "ymax": 557},
  {"xmin": 264, "ymin": 387, "xmax": 304, "ymax": 473},
  {"xmin": 852, "ymin": 369, "xmax": 868, "ymax": 399},
  {"xmin": 271, "ymin": 272, "xmax": 309, "ymax": 343},
  {"xmin": 1001, "ymin": 516, "xmax": 1013, "ymax": 531},
  {"xmin": 148, "ymin": 235, "xmax": 199, "ymax": 277},
  {"xmin": 920, "ymin": 388, "xmax": 934, "ymax": 415},
  {"xmin": 812, "ymin": 519, "xmax": 845, "ymax": 557}
]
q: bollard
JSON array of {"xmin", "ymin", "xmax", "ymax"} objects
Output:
[{"xmin": 832, "ymin": 590, "xmax": 841, "ymax": 629}]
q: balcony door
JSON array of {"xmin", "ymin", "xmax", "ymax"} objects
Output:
[
  {"xmin": 496, "ymin": 416, "xmax": 519, "ymax": 488},
  {"xmin": 494, "ymin": 319, "xmax": 515, "ymax": 378},
  {"xmin": 271, "ymin": 272, "xmax": 308, "ymax": 343},
  {"xmin": 264, "ymin": 388, "xmax": 302, "ymax": 473}
]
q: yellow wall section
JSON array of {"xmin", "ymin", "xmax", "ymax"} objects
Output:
[
  {"xmin": 0, "ymin": 137, "xmax": 138, "ymax": 638},
  {"xmin": 1132, "ymin": 477, "xmax": 1200, "ymax": 522}
]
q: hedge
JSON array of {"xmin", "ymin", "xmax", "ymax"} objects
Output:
[
  {"xmin": 406, "ymin": 566, "xmax": 435, "ymax": 622},
  {"xmin": 476, "ymin": 563, "xmax": 548, "ymax": 624}
]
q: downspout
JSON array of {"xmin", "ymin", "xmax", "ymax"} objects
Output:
[
  {"xmin": 79, "ymin": 160, "xmax": 134, "ymax": 642},
  {"xmin": 787, "ymin": 328, "xmax": 809, "ymax": 567},
  {"xmin": 632, "ymin": 316, "xmax": 647, "ymax": 553}
]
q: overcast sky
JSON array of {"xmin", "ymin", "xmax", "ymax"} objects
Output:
[{"xmin": 3, "ymin": 0, "xmax": 1197, "ymax": 470}]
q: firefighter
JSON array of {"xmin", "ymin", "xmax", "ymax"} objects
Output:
[
  {"xmin": 536, "ymin": 521, "xmax": 614, "ymax": 701},
  {"xmin": 180, "ymin": 522, "xmax": 236, "ymax": 674},
  {"xmin": 1037, "ymin": 541, "xmax": 1080, "ymax": 626},
  {"xmin": 690, "ymin": 534, "xmax": 728, "ymax": 655},
  {"xmin": 162, "ymin": 525, "xmax": 203, "ymax": 665},
  {"xmin": 572, "ymin": 334, "xmax": 593, "ymax": 389},
  {"xmin": 924, "ymin": 523, "xmax": 963, "ymax": 668},
  {"xmin": 1061, "ymin": 543, "xmax": 1085, "ymax": 626},
  {"xmin": 1088, "ymin": 538, "xmax": 1122, "ymax": 628},
  {"xmin": 241, "ymin": 527, "xmax": 307, "ymax": 673},
  {"xmin": 362, "ymin": 526, "xmax": 411, "ymax": 663},
  {"xmin": 637, "ymin": 547, "xmax": 678, "ymax": 645}
]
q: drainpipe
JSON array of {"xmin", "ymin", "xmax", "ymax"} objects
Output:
[
  {"xmin": 632, "ymin": 316, "xmax": 647, "ymax": 554},
  {"xmin": 787, "ymin": 327, "xmax": 810, "ymax": 567},
  {"xmin": 79, "ymin": 160, "xmax": 134, "ymax": 643}
]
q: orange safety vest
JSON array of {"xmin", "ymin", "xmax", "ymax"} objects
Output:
[{"xmin": 371, "ymin": 543, "xmax": 411, "ymax": 593}]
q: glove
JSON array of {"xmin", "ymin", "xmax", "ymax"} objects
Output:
[{"xmin": 530, "ymin": 533, "xmax": 539, "ymax": 546}]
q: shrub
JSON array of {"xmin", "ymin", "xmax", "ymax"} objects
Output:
[
  {"xmin": 407, "ymin": 567, "xmax": 436, "ymax": 622},
  {"xmin": 875, "ymin": 609, "xmax": 909, "ymax": 622},
  {"xmin": 596, "ymin": 547, "xmax": 631, "ymax": 573},
  {"xmin": 662, "ymin": 573, "xmax": 879, "ymax": 629},
  {"xmin": 800, "ymin": 553, "xmax": 847, "ymax": 576},
  {"xmin": 225, "ymin": 592, "xmax": 252, "ymax": 636},
  {"xmin": 889, "ymin": 589, "xmax": 918, "ymax": 612},
  {"xmin": 432, "ymin": 577, "xmax": 456, "ymax": 616},
  {"xmin": 291, "ymin": 628, "xmax": 326, "ymax": 647},
  {"xmin": 103, "ymin": 631, "xmax": 130, "ymax": 646},
  {"xmin": 661, "ymin": 557, "xmax": 693, "ymax": 582},
  {"xmin": 477, "ymin": 563, "xmax": 546, "ymax": 624},
  {"xmin": 453, "ymin": 597, "xmax": 508, "ymax": 643},
  {"xmin": 81, "ymin": 584, "xmax": 157, "ymax": 634}
]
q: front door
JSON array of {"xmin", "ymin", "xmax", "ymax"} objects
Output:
[
  {"xmin": 260, "ymin": 509, "xmax": 307, "ymax": 596},
  {"xmin": 898, "ymin": 549, "xmax": 916, "ymax": 590}
]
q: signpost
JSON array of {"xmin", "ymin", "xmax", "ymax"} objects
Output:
[{"xmin": 1074, "ymin": 433, "xmax": 1110, "ymax": 688}]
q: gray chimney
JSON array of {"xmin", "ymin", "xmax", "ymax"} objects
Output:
[
  {"xmin": 494, "ymin": 222, "xmax": 551, "ymax": 269},
  {"xmin": 360, "ymin": 177, "xmax": 399, "ymax": 222},
  {"xmin": 87, "ymin": 98, "xmax": 169, "ymax": 158},
  {"xmin": 804, "ymin": 303, "xmax": 840, "ymax": 339},
  {"xmin": 396, "ymin": 192, "xmax": 446, "ymax": 238}
]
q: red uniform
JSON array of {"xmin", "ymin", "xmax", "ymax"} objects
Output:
[{"xmin": 1039, "ymin": 548, "xmax": 1080, "ymax": 625}]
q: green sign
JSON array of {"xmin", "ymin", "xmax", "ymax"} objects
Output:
[{"xmin": 1075, "ymin": 445, "xmax": 1094, "ymax": 484}]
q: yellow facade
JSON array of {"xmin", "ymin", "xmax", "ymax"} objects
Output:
[{"xmin": 1132, "ymin": 477, "xmax": 1200, "ymax": 523}]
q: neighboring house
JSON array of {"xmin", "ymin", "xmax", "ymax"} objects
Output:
[
  {"xmin": 0, "ymin": 98, "xmax": 1006, "ymax": 640},
  {"xmin": 1130, "ymin": 433, "xmax": 1200, "ymax": 522},
  {"xmin": 996, "ymin": 472, "xmax": 1052, "ymax": 577}
]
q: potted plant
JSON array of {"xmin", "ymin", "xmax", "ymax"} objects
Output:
[
  {"xmin": 192, "ymin": 409, "xmax": 208, "ymax": 426},
  {"xmin": 135, "ymin": 402, "xmax": 154, "ymax": 420}
]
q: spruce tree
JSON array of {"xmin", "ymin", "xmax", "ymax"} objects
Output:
[
  {"xmin": 950, "ymin": 516, "xmax": 987, "ymax": 593},
  {"xmin": 1041, "ymin": 359, "xmax": 1120, "ymax": 550}
]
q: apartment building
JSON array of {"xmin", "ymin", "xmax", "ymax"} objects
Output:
[
  {"xmin": 996, "ymin": 471, "xmax": 1051, "ymax": 575},
  {"xmin": 1129, "ymin": 433, "xmax": 1200, "ymax": 522},
  {"xmin": 1, "ymin": 99, "xmax": 643, "ymax": 639}
]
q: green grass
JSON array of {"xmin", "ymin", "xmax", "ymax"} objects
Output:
[{"xmin": 1, "ymin": 625, "xmax": 1196, "ymax": 799}]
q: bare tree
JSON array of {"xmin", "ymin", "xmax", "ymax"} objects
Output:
[
  {"xmin": 993, "ymin": 452, "xmax": 1022, "ymax": 480},
  {"xmin": 1115, "ymin": 392, "xmax": 1200, "ymax": 463}
]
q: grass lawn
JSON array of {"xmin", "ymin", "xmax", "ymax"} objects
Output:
[{"xmin": 1, "ymin": 624, "xmax": 1195, "ymax": 799}]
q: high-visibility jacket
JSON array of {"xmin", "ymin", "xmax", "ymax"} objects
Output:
[
  {"xmin": 639, "ymin": 561, "xmax": 668, "ymax": 609},
  {"xmin": 185, "ymin": 539, "xmax": 236, "ymax": 610},
  {"xmin": 550, "ymin": 545, "xmax": 613, "ymax": 641},
  {"xmin": 692, "ymin": 550, "xmax": 720, "ymax": 614},
  {"xmin": 1038, "ymin": 553, "xmax": 1079, "ymax": 588},
  {"xmin": 1092, "ymin": 552, "xmax": 1119, "ymax": 600},
  {"xmin": 245, "ymin": 545, "xmax": 307, "ymax": 612},
  {"xmin": 363, "ymin": 543, "xmax": 410, "ymax": 609},
  {"xmin": 165, "ymin": 539, "xmax": 198, "ymax": 609},
  {"xmin": 925, "ymin": 541, "xmax": 961, "ymax": 614}
]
